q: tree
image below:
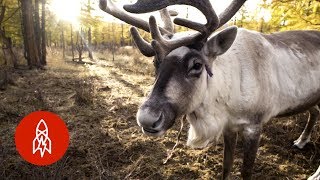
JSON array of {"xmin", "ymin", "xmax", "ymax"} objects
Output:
[
  {"xmin": 61, "ymin": 26, "xmax": 65, "ymax": 59},
  {"xmin": 78, "ymin": 0, "xmax": 105, "ymax": 60},
  {"xmin": 0, "ymin": 2, "xmax": 18, "ymax": 68},
  {"xmin": 34, "ymin": 0, "xmax": 41, "ymax": 61},
  {"xmin": 0, "ymin": 0, "xmax": 20, "ymax": 89},
  {"xmin": 87, "ymin": 26, "xmax": 93, "ymax": 59},
  {"xmin": 76, "ymin": 28, "xmax": 84, "ymax": 62},
  {"xmin": 20, "ymin": 0, "xmax": 41, "ymax": 69},
  {"xmin": 2, "ymin": 0, "xmax": 23, "ymax": 46},
  {"xmin": 70, "ymin": 24, "xmax": 75, "ymax": 60},
  {"xmin": 41, "ymin": 0, "xmax": 46, "ymax": 65}
]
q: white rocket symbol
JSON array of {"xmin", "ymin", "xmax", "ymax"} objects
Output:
[{"xmin": 32, "ymin": 119, "xmax": 52, "ymax": 158}]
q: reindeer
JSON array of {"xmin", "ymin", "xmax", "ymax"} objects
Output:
[{"xmin": 99, "ymin": 0, "xmax": 320, "ymax": 179}]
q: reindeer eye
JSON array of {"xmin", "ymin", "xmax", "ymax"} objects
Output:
[
  {"xmin": 187, "ymin": 58, "xmax": 203, "ymax": 78},
  {"xmin": 193, "ymin": 63, "xmax": 202, "ymax": 70},
  {"xmin": 187, "ymin": 60, "xmax": 203, "ymax": 78}
]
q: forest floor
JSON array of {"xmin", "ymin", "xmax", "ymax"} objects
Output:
[{"xmin": 0, "ymin": 48, "xmax": 319, "ymax": 179}]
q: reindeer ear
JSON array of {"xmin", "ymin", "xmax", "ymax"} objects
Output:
[{"xmin": 202, "ymin": 26, "xmax": 237, "ymax": 57}]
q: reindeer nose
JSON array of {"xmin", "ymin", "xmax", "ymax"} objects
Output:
[{"xmin": 136, "ymin": 107, "xmax": 163, "ymax": 131}]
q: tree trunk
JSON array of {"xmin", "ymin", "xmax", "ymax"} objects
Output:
[
  {"xmin": 70, "ymin": 24, "xmax": 74, "ymax": 61},
  {"xmin": 34, "ymin": 0, "xmax": 41, "ymax": 62},
  {"xmin": 0, "ymin": 29, "xmax": 18, "ymax": 68},
  {"xmin": 112, "ymin": 22, "xmax": 115, "ymax": 61},
  {"xmin": 46, "ymin": 31, "xmax": 51, "ymax": 47},
  {"xmin": 87, "ymin": 27, "xmax": 93, "ymax": 59},
  {"xmin": 86, "ymin": 0, "xmax": 93, "ymax": 59},
  {"xmin": 19, "ymin": 0, "xmax": 30, "ymax": 64},
  {"xmin": 61, "ymin": 28, "xmax": 65, "ymax": 59},
  {"xmin": 259, "ymin": 18, "xmax": 264, "ymax": 32},
  {"xmin": 120, "ymin": 24, "xmax": 124, "ymax": 46},
  {"xmin": 0, "ymin": 68, "xmax": 8, "ymax": 90},
  {"xmin": 21, "ymin": 0, "xmax": 41, "ymax": 69},
  {"xmin": 41, "ymin": 0, "xmax": 46, "ymax": 65},
  {"xmin": 76, "ymin": 30, "xmax": 83, "ymax": 62}
]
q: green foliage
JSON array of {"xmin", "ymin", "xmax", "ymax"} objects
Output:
[
  {"xmin": 79, "ymin": 0, "xmax": 101, "ymax": 28},
  {"xmin": 268, "ymin": 0, "xmax": 320, "ymax": 31},
  {"xmin": 233, "ymin": 0, "xmax": 320, "ymax": 33},
  {"xmin": 2, "ymin": 0, "xmax": 23, "ymax": 45},
  {"xmin": 91, "ymin": 22, "xmax": 132, "ymax": 46}
]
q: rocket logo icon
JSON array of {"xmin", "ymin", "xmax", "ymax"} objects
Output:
[
  {"xmin": 15, "ymin": 111, "xmax": 69, "ymax": 166},
  {"xmin": 32, "ymin": 119, "xmax": 52, "ymax": 158}
]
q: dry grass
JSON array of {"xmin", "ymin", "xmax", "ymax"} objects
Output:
[{"xmin": 0, "ymin": 48, "xmax": 319, "ymax": 179}]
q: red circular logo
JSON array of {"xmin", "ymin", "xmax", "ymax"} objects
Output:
[{"xmin": 15, "ymin": 111, "xmax": 69, "ymax": 166}]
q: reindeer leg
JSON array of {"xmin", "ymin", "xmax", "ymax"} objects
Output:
[
  {"xmin": 222, "ymin": 128, "xmax": 238, "ymax": 180},
  {"xmin": 294, "ymin": 105, "xmax": 319, "ymax": 149},
  {"xmin": 241, "ymin": 124, "xmax": 262, "ymax": 180},
  {"xmin": 308, "ymin": 165, "xmax": 320, "ymax": 180}
]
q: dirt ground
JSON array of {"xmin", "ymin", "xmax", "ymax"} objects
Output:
[{"xmin": 0, "ymin": 49, "xmax": 319, "ymax": 179}]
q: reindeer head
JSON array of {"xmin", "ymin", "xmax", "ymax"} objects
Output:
[{"xmin": 99, "ymin": 0, "xmax": 246, "ymax": 136}]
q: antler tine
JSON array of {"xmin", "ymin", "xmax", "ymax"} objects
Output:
[
  {"xmin": 148, "ymin": 16, "xmax": 203, "ymax": 59},
  {"xmin": 99, "ymin": 0, "xmax": 171, "ymax": 35},
  {"xmin": 159, "ymin": 9, "xmax": 174, "ymax": 34},
  {"xmin": 218, "ymin": 0, "xmax": 247, "ymax": 28},
  {"xmin": 148, "ymin": 16, "xmax": 170, "ymax": 59},
  {"xmin": 124, "ymin": 0, "xmax": 219, "ymax": 35},
  {"xmin": 168, "ymin": 10, "xmax": 178, "ymax": 17},
  {"xmin": 129, "ymin": 8, "xmax": 178, "ymax": 58},
  {"xmin": 130, "ymin": 27, "xmax": 155, "ymax": 57},
  {"xmin": 173, "ymin": 0, "xmax": 219, "ymax": 35}
]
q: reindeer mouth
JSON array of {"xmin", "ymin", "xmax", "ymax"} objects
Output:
[
  {"xmin": 142, "ymin": 127, "xmax": 159, "ymax": 134},
  {"xmin": 142, "ymin": 127, "xmax": 166, "ymax": 136}
]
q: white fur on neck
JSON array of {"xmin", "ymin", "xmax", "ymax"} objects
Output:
[{"xmin": 186, "ymin": 101, "xmax": 228, "ymax": 148}]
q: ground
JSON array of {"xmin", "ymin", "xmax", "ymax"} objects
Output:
[{"xmin": 0, "ymin": 49, "xmax": 319, "ymax": 179}]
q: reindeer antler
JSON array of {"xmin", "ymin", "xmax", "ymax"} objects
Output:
[
  {"xmin": 99, "ymin": 0, "xmax": 171, "ymax": 35},
  {"xmin": 99, "ymin": 0, "xmax": 246, "ymax": 60},
  {"xmin": 124, "ymin": 0, "xmax": 220, "ymax": 35}
]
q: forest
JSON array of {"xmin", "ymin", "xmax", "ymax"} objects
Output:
[{"xmin": 0, "ymin": 0, "xmax": 319, "ymax": 179}]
